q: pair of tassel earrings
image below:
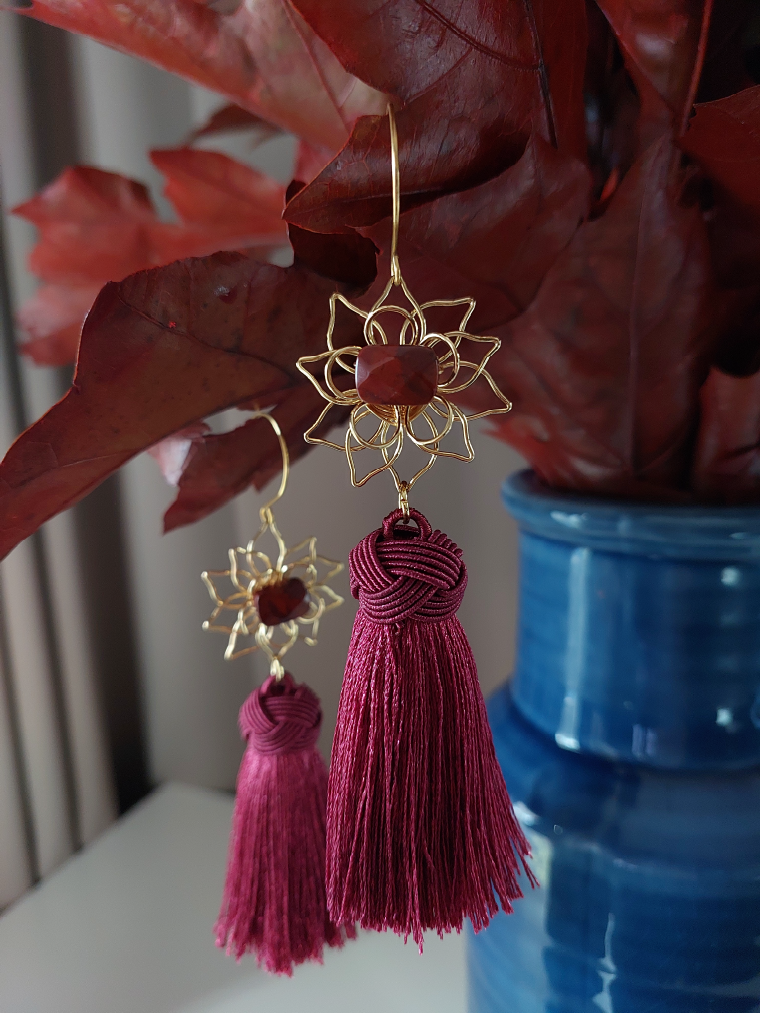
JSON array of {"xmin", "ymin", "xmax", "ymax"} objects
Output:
[{"xmin": 202, "ymin": 106, "xmax": 534, "ymax": 976}]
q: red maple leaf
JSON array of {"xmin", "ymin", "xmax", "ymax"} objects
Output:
[
  {"xmin": 14, "ymin": 150, "xmax": 287, "ymax": 364},
  {"xmin": 693, "ymin": 368, "xmax": 760, "ymax": 501}
]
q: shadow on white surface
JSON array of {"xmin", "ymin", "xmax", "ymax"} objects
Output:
[
  {"xmin": 187, "ymin": 927, "xmax": 466, "ymax": 1014},
  {"xmin": 0, "ymin": 783, "xmax": 466, "ymax": 1013}
]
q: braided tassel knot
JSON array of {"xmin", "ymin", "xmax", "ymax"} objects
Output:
[
  {"xmin": 241, "ymin": 675, "xmax": 321, "ymax": 754},
  {"xmin": 349, "ymin": 510, "xmax": 467, "ymax": 623},
  {"xmin": 327, "ymin": 508, "xmax": 534, "ymax": 948}
]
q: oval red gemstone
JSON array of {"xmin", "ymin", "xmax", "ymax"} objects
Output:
[
  {"xmin": 355, "ymin": 344, "xmax": 439, "ymax": 406},
  {"xmin": 256, "ymin": 577, "xmax": 310, "ymax": 626}
]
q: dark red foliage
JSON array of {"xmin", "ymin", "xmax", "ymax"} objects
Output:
[
  {"xmin": 17, "ymin": 1, "xmax": 385, "ymax": 150},
  {"xmin": 595, "ymin": 0, "xmax": 714, "ymax": 138},
  {"xmin": 285, "ymin": 0, "xmax": 588, "ymax": 231},
  {"xmin": 3, "ymin": 0, "xmax": 760, "ymax": 561},
  {"xmin": 693, "ymin": 368, "xmax": 760, "ymax": 501},
  {"xmin": 680, "ymin": 85, "xmax": 760, "ymax": 212},
  {"xmin": 396, "ymin": 136, "xmax": 591, "ymax": 322},
  {"xmin": 489, "ymin": 137, "xmax": 713, "ymax": 497},
  {"xmin": 287, "ymin": 180, "xmax": 379, "ymax": 288},
  {"xmin": 188, "ymin": 103, "xmax": 281, "ymax": 144},
  {"xmin": 679, "ymin": 86, "xmax": 760, "ymax": 381}
]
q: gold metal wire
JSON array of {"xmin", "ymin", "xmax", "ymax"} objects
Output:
[
  {"xmin": 201, "ymin": 411, "xmax": 343, "ymax": 678},
  {"xmin": 256, "ymin": 410, "xmax": 289, "ymax": 524},
  {"xmin": 389, "ymin": 102, "xmax": 402, "ymax": 287},
  {"xmin": 296, "ymin": 105, "xmax": 513, "ymax": 514}
]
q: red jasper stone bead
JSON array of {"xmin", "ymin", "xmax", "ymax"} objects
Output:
[
  {"xmin": 355, "ymin": 344, "xmax": 439, "ymax": 406},
  {"xmin": 256, "ymin": 577, "xmax": 310, "ymax": 626}
]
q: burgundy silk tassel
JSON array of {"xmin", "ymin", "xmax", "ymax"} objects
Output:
[
  {"xmin": 216, "ymin": 673, "xmax": 355, "ymax": 974},
  {"xmin": 326, "ymin": 508, "xmax": 534, "ymax": 947}
]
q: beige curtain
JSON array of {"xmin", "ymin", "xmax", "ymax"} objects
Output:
[{"xmin": 0, "ymin": 12, "xmax": 117, "ymax": 907}]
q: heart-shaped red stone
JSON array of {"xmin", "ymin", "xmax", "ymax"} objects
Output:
[{"xmin": 256, "ymin": 577, "xmax": 310, "ymax": 626}]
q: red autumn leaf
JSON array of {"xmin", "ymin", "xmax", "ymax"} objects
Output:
[
  {"xmin": 15, "ymin": 169, "xmax": 157, "ymax": 287},
  {"xmin": 163, "ymin": 388, "xmax": 347, "ymax": 531},
  {"xmin": 488, "ymin": 137, "xmax": 713, "ymax": 498},
  {"xmin": 0, "ymin": 252, "xmax": 366, "ymax": 562},
  {"xmin": 395, "ymin": 135, "xmax": 591, "ymax": 324},
  {"xmin": 712, "ymin": 287, "xmax": 760, "ymax": 377},
  {"xmin": 679, "ymin": 85, "xmax": 760, "ymax": 212},
  {"xmin": 692, "ymin": 366, "xmax": 760, "ymax": 500},
  {"xmin": 163, "ymin": 216, "xmax": 377, "ymax": 528},
  {"xmin": 14, "ymin": 168, "xmax": 164, "ymax": 365},
  {"xmin": 188, "ymin": 103, "xmax": 280, "ymax": 144},
  {"xmin": 284, "ymin": 0, "xmax": 588, "ymax": 233},
  {"xmin": 294, "ymin": 140, "xmax": 336, "ymax": 186},
  {"xmin": 149, "ymin": 147, "xmax": 284, "ymax": 234},
  {"xmin": 289, "ymin": 223, "xmax": 379, "ymax": 288},
  {"xmin": 20, "ymin": 0, "xmax": 386, "ymax": 152},
  {"xmin": 287, "ymin": 181, "xmax": 379, "ymax": 288},
  {"xmin": 333, "ymin": 136, "xmax": 590, "ymax": 380},
  {"xmin": 15, "ymin": 283, "xmax": 102, "ymax": 367},
  {"xmin": 678, "ymin": 86, "xmax": 760, "ymax": 376},
  {"xmin": 14, "ymin": 152, "xmax": 287, "ymax": 365},
  {"xmin": 596, "ymin": 0, "xmax": 714, "ymax": 134}
]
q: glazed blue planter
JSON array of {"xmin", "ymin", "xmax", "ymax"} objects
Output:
[{"xmin": 468, "ymin": 471, "xmax": 760, "ymax": 1013}]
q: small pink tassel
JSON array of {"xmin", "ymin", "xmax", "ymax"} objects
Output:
[
  {"xmin": 216, "ymin": 673, "xmax": 355, "ymax": 974},
  {"xmin": 327, "ymin": 508, "xmax": 535, "ymax": 949}
]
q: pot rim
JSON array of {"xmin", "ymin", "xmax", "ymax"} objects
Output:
[{"xmin": 503, "ymin": 470, "xmax": 760, "ymax": 559}]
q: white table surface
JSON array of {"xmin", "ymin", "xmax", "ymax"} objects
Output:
[{"xmin": 0, "ymin": 783, "xmax": 467, "ymax": 1013}]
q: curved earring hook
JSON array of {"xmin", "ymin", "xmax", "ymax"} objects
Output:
[
  {"xmin": 251, "ymin": 411, "xmax": 289, "ymax": 523},
  {"xmin": 388, "ymin": 103, "xmax": 402, "ymax": 287}
]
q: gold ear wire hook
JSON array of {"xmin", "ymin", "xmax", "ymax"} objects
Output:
[
  {"xmin": 253, "ymin": 411, "xmax": 289, "ymax": 524},
  {"xmin": 388, "ymin": 103, "xmax": 402, "ymax": 287}
]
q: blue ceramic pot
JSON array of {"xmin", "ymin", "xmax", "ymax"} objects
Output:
[{"xmin": 468, "ymin": 471, "xmax": 760, "ymax": 1013}]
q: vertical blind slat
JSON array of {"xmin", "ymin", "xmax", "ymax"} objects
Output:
[
  {"xmin": 0, "ymin": 595, "xmax": 34, "ymax": 908},
  {"xmin": 43, "ymin": 513, "xmax": 117, "ymax": 845},
  {"xmin": 0, "ymin": 545, "xmax": 73, "ymax": 878},
  {"xmin": 0, "ymin": 12, "xmax": 118, "ymax": 902}
]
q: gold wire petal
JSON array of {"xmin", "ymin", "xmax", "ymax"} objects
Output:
[
  {"xmin": 349, "ymin": 402, "xmax": 402, "ymax": 452},
  {"xmin": 296, "ymin": 348, "xmax": 360, "ymax": 407},
  {"xmin": 421, "ymin": 332, "xmax": 461, "ymax": 385},
  {"xmin": 406, "ymin": 397, "xmax": 453, "ymax": 448},
  {"xmin": 440, "ymin": 358, "xmax": 513, "ymax": 418},
  {"xmin": 347, "ymin": 411, "xmax": 404, "ymax": 486},
  {"xmin": 303, "ymin": 402, "xmax": 348, "ymax": 452}
]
